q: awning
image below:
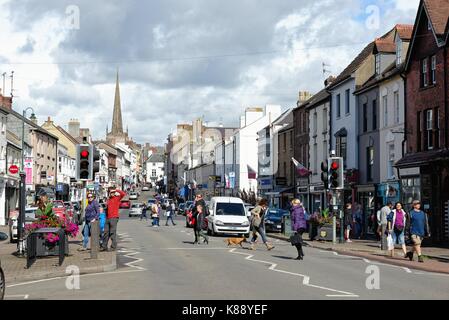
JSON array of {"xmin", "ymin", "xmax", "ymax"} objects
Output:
[
  {"xmin": 264, "ymin": 186, "xmax": 295, "ymax": 196},
  {"xmin": 334, "ymin": 127, "xmax": 347, "ymax": 137},
  {"xmin": 395, "ymin": 149, "xmax": 449, "ymax": 168}
]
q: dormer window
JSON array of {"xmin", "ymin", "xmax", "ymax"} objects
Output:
[
  {"xmin": 375, "ymin": 54, "xmax": 381, "ymax": 75},
  {"xmin": 396, "ymin": 37, "xmax": 402, "ymax": 65}
]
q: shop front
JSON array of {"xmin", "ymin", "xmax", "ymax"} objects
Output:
[
  {"xmin": 296, "ymin": 177, "xmax": 310, "ymax": 212},
  {"xmin": 309, "ymin": 184, "xmax": 325, "ymax": 214},
  {"xmin": 377, "ymin": 181, "xmax": 400, "ymax": 207},
  {"xmin": 356, "ymin": 184, "xmax": 377, "ymax": 238},
  {"xmin": 396, "ymin": 149, "xmax": 449, "ymax": 244}
]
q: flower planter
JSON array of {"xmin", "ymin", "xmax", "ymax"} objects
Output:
[
  {"xmin": 35, "ymin": 234, "xmax": 69, "ymax": 257},
  {"xmin": 317, "ymin": 224, "xmax": 334, "ymax": 241}
]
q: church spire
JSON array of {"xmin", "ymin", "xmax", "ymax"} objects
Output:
[{"xmin": 111, "ymin": 69, "xmax": 124, "ymax": 135}]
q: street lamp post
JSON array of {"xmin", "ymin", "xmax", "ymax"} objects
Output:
[{"xmin": 18, "ymin": 107, "xmax": 35, "ymax": 255}]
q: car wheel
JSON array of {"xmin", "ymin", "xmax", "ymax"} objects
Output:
[{"xmin": 0, "ymin": 267, "xmax": 5, "ymax": 300}]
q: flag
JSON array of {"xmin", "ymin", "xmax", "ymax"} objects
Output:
[
  {"xmin": 292, "ymin": 158, "xmax": 311, "ymax": 177},
  {"xmin": 247, "ymin": 165, "xmax": 257, "ymax": 179}
]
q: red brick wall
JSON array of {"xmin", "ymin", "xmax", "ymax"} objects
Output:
[{"xmin": 405, "ymin": 11, "xmax": 448, "ymax": 153}]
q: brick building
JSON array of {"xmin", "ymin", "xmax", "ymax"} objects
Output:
[{"xmin": 396, "ymin": 0, "xmax": 449, "ymax": 244}]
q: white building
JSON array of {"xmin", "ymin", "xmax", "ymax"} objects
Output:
[
  {"xmin": 146, "ymin": 154, "xmax": 165, "ymax": 184},
  {"xmin": 57, "ymin": 143, "xmax": 76, "ymax": 185},
  {"xmin": 215, "ymin": 105, "xmax": 282, "ymax": 196}
]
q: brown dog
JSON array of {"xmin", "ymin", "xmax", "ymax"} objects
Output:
[{"xmin": 224, "ymin": 237, "xmax": 247, "ymax": 247}]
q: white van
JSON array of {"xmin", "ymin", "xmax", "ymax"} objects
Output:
[{"xmin": 207, "ymin": 197, "xmax": 250, "ymax": 236}]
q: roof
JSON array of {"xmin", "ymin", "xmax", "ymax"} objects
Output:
[
  {"xmin": 374, "ymin": 39, "xmax": 396, "ymax": 53},
  {"xmin": 424, "ymin": 0, "xmax": 449, "ymax": 36},
  {"xmin": 327, "ymin": 41, "xmax": 376, "ymax": 90},
  {"xmin": 56, "ymin": 126, "xmax": 79, "ymax": 145},
  {"xmin": 147, "ymin": 154, "xmax": 165, "ymax": 163},
  {"xmin": 0, "ymin": 105, "xmax": 59, "ymax": 141},
  {"xmin": 395, "ymin": 149, "xmax": 449, "ymax": 168},
  {"xmin": 354, "ymin": 61, "xmax": 404, "ymax": 94},
  {"xmin": 303, "ymin": 88, "xmax": 331, "ymax": 110},
  {"xmin": 396, "ymin": 24, "xmax": 414, "ymax": 40}
]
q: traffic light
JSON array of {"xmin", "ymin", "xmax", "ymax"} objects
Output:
[
  {"xmin": 320, "ymin": 161, "xmax": 329, "ymax": 190},
  {"xmin": 93, "ymin": 146, "xmax": 101, "ymax": 177},
  {"xmin": 76, "ymin": 144, "xmax": 93, "ymax": 181},
  {"xmin": 328, "ymin": 157, "xmax": 344, "ymax": 189}
]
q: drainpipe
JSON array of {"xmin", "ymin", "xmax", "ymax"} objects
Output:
[{"xmin": 400, "ymin": 72, "xmax": 407, "ymax": 158}]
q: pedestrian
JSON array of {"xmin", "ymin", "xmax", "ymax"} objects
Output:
[
  {"xmin": 101, "ymin": 188, "xmax": 126, "ymax": 252},
  {"xmin": 151, "ymin": 201, "xmax": 160, "ymax": 227},
  {"xmin": 290, "ymin": 199, "xmax": 306, "ymax": 260},
  {"xmin": 378, "ymin": 202, "xmax": 392, "ymax": 249},
  {"xmin": 165, "ymin": 202, "xmax": 176, "ymax": 226},
  {"xmin": 344, "ymin": 203, "xmax": 353, "ymax": 243},
  {"xmin": 250, "ymin": 198, "xmax": 274, "ymax": 251},
  {"xmin": 99, "ymin": 204, "xmax": 106, "ymax": 247},
  {"xmin": 140, "ymin": 202, "xmax": 148, "ymax": 221},
  {"xmin": 387, "ymin": 202, "xmax": 408, "ymax": 258},
  {"xmin": 79, "ymin": 193, "xmax": 100, "ymax": 251},
  {"xmin": 36, "ymin": 190, "xmax": 54, "ymax": 219},
  {"xmin": 195, "ymin": 205, "xmax": 209, "ymax": 245},
  {"xmin": 405, "ymin": 200, "xmax": 430, "ymax": 263},
  {"xmin": 353, "ymin": 203, "xmax": 363, "ymax": 239}
]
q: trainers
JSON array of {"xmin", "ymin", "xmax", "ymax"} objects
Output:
[
  {"xmin": 418, "ymin": 256, "xmax": 424, "ymax": 263},
  {"xmin": 406, "ymin": 252, "xmax": 413, "ymax": 261},
  {"xmin": 77, "ymin": 247, "xmax": 87, "ymax": 252}
]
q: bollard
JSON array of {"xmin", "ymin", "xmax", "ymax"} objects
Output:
[{"xmin": 90, "ymin": 220, "xmax": 100, "ymax": 259}]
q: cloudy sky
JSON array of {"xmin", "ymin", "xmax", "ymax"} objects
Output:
[{"xmin": 0, "ymin": 0, "xmax": 419, "ymax": 145}]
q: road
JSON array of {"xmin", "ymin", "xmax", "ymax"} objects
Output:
[{"xmin": 5, "ymin": 191, "xmax": 449, "ymax": 300}]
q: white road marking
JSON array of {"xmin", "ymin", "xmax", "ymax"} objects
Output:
[
  {"xmin": 402, "ymin": 267, "xmax": 412, "ymax": 273},
  {"xmin": 228, "ymin": 248, "xmax": 359, "ymax": 298},
  {"xmin": 118, "ymin": 248, "xmax": 147, "ymax": 271},
  {"xmin": 326, "ymin": 294, "xmax": 359, "ymax": 298},
  {"xmin": 166, "ymin": 248, "xmax": 230, "ymax": 250},
  {"xmin": 363, "ymin": 259, "xmax": 371, "ymax": 263}
]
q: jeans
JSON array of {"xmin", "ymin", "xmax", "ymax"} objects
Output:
[
  {"xmin": 102, "ymin": 218, "xmax": 119, "ymax": 250},
  {"xmin": 83, "ymin": 222, "xmax": 92, "ymax": 248},
  {"xmin": 392, "ymin": 229, "xmax": 405, "ymax": 245},
  {"xmin": 166, "ymin": 215, "xmax": 176, "ymax": 225},
  {"xmin": 198, "ymin": 229, "xmax": 209, "ymax": 243},
  {"xmin": 152, "ymin": 217, "xmax": 160, "ymax": 226},
  {"xmin": 140, "ymin": 210, "xmax": 148, "ymax": 221},
  {"xmin": 294, "ymin": 228, "xmax": 306, "ymax": 257},
  {"xmin": 251, "ymin": 225, "xmax": 268, "ymax": 244}
]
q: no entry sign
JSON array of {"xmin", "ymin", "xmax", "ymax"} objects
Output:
[{"xmin": 9, "ymin": 165, "xmax": 19, "ymax": 175}]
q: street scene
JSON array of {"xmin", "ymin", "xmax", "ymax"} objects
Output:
[{"xmin": 1, "ymin": 0, "xmax": 449, "ymax": 303}]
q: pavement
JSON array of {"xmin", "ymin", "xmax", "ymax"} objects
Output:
[
  {"xmin": 268, "ymin": 233, "xmax": 449, "ymax": 274},
  {"xmin": 0, "ymin": 224, "xmax": 117, "ymax": 284}
]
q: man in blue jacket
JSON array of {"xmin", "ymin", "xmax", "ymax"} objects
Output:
[
  {"xmin": 79, "ymin": 193, "xmax": 100, "ymax": 251},
  {"xmin": 406, "ymin": 200, "xmax": 430, "ymax": 263}
]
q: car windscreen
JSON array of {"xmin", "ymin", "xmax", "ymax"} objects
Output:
[
  {"xmin": 267, "ymin": 209, "xmax": 288, "ymax": 217},
  {"xmin": 148, "ymin": 199, "xmax": 156, "ymax": 203},
  {"xmin": 53, "ymin": 203, "xmax": 65, "ymax": 208},
  {"xmin": 25, "ymin": 209, "xmax": 37, "ymax": 218},
  {"xmin": 131, "ymin": 204, "xmax": 141, "ymax": 208},
  {"xmin": 215, "ymin": 203, "xmax": 246, "ymax": 216}
]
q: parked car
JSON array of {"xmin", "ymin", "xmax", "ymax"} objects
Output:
[
  {"xmin": 178, "ymin": 203, "xmax": 186, "ymax": 215},
  {"xmin": 147, "ymin": 198, "xmax": 157, "ymax": 206},
  {"xmin": 63, "ymin": 202, "xmax": 75, "ymax": 222},
  {"xmin": 129, "ymin": 192, "xmax": 138, "ymax": 200},
  {"xmin": 8, "ymin": 207, "xmax": 39, "ymax": 243},
  {"xmin": 52, "ymin": 200, "xmax": 68, "ymax": 220},
  {"xmin": 207, "ymin": 197, "xmax": 250, "ymax": 237},
  {"xmin": 129, "ymin": 203, "xmax": 143, "ymax": 217},
  {"xmin": 120, "ymin": 200, "xmax": 131, "ymax": 209},
  {"xmin": 264, "ymin": 208, "xmax": 290, "ymax": 233},
  {"xmin": 142, "ymin": 186, "xmax": 150, "ymax": 192}
]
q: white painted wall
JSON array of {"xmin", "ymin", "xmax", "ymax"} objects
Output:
[
  {"xmin": 309, "ymin": 100, "xmax": 330, "ymax": 185},
  {"xmin": 379, "ymin": 75, "xmax": 405, "ymax": 182},
  {"xmin": 330, "ymin": 79, "xmax": 358, "ymax": 169}
]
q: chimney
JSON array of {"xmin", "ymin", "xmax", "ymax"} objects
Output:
[
  {"xmin": 324, "ymin": 76, "xmax": 336, "ymax": 88},
  {"xmin": 68, "ymin": 119, "xmax": 80, "ymax": 138}
]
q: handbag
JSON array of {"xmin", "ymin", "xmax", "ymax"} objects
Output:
[
  {"xmin": 387, "ymin": 233, "xmax": 394, "ymax": 251},
  {"xmin": 290, "ymin": 233, "xmax": 302, "ymax": 246}
]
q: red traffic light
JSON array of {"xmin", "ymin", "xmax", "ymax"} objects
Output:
[
  {"xmin": 331, "ymin": 161, "xmax": 339, "ymax": 170},
  {"xmin": 80, "ymin": 150, "xmax": 89, "ymax": 158}
]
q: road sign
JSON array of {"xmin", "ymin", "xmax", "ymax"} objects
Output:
[{"xmin": 9, "ymin": 165, "xmax": 19, "ymax": 174}]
